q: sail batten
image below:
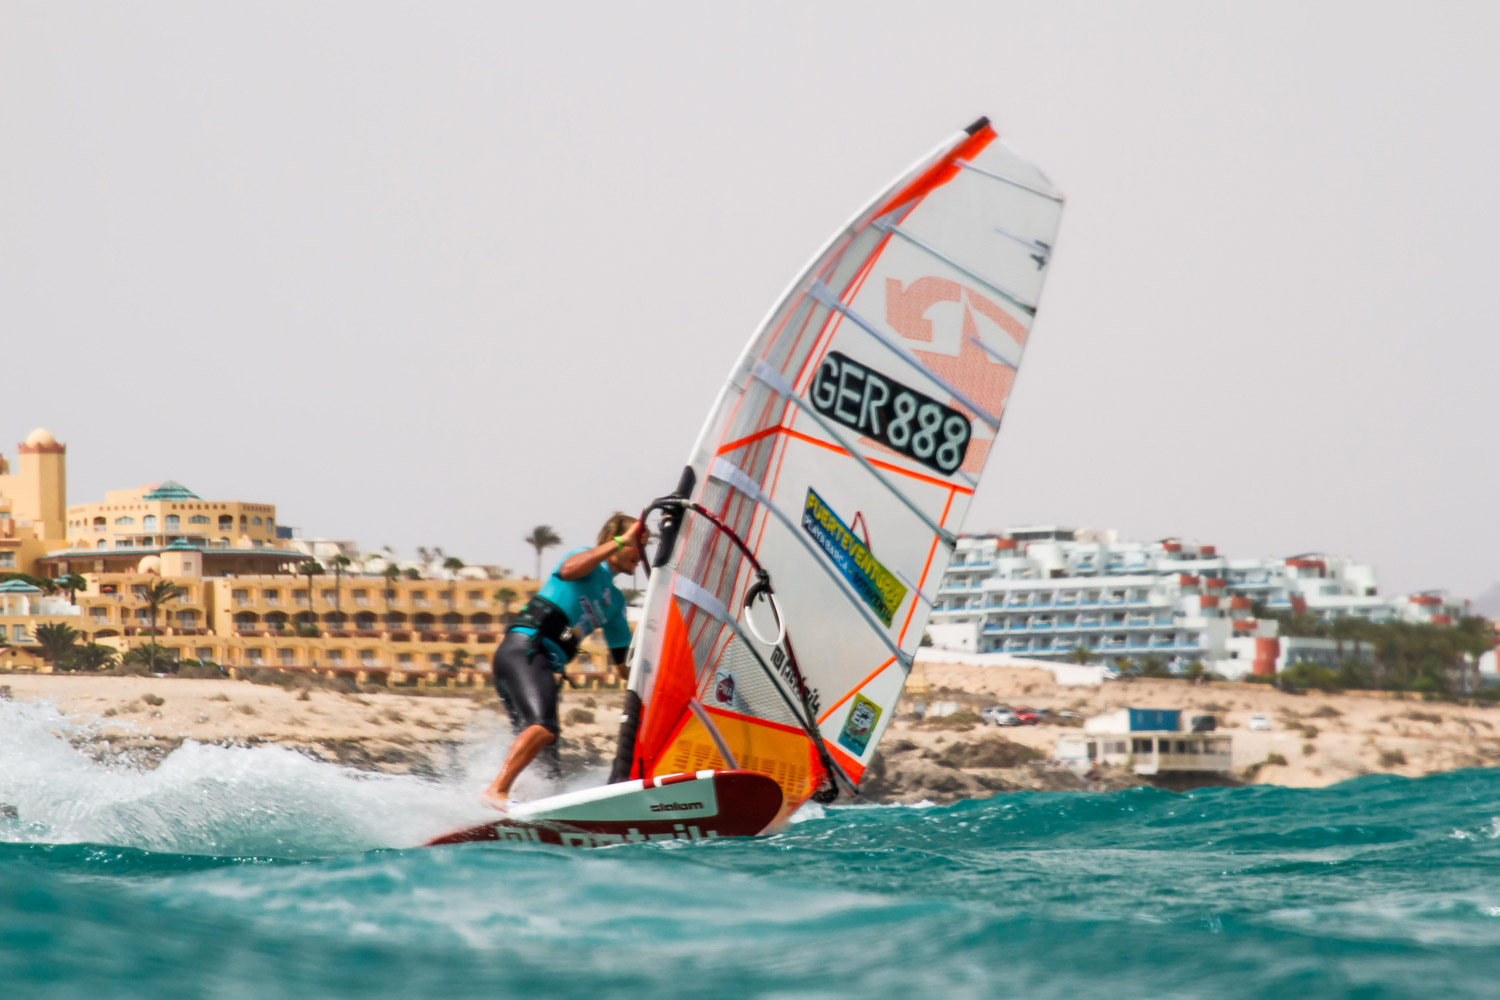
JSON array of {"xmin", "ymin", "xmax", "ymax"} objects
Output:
[{"xmin": 620, "ymin": 120, "xmax": 1064, "ymax": 819}]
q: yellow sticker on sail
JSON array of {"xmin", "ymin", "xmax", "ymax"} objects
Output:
[{"xmin": 801, "ymin": 488, "xmax": 907, "ymax": 627}]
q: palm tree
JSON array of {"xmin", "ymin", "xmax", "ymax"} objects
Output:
[
  {"xmin": 495, "ymin": 586, "xmax": 519, "ymax": 624},
  {"xmin": 58, "ymin": 573, "xmax": 87, "ymax": 604},
  {"xmin": 301, "ymin": 560, "xmax": 324, "ymax": 629},
  {"xmin": 442, "ymin": 556, "xmax": 465, "ymax": 609},
  {"xmin": 1068, "ymin": 645, "xmax": 1094, "ymax": 665},
  {"xmin": 121, "ymin": 645, "xmax": 167, "ymax": 673},
  {"xmin": 525, "ymin": 525, "xmax": 562, "ymax": 580},
  {"xmin": 34, "ymin": 622, "xmax": 80, "ymax": 670},
  {"xmin": 64, "ymin": 643, "xmax": 118, "ymax": 673},
  {"xmin": 137, "ymin": 579, "xmax": 183, "ymax": 673},
  {"xmin": 328, "ymin": 553, "xmax": 352, "ymax": 617},
  {"xmin": 383, "ymin": 563, "xmax": 402, "ymax": 621},
  {"xmin": 452, "ymin": 648, "xmax": 471, "ymax": 672}
]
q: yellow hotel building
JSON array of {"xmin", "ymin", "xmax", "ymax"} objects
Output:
[{"xmin": 1, "ymin": 427, "xmax": 620, "ymax": 685}]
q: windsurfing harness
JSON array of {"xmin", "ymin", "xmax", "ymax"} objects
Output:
[{"xmin": 507, "ymin": 595, "xmax": 579, "ymax": 670}]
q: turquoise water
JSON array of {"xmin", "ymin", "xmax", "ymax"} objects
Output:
[{"xmin": 5, "ymin": 698, "xmax": 1500, "ymax": 998}]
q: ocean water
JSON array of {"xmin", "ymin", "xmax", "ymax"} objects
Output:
[{"xmin": 4, "ymin": 697, "xmax": 1500, "ymax": 999}]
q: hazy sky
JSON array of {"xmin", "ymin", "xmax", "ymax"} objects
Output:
[{"xmin": 4, "ymin": 2, "xmax": 1497, "ymax": 601}]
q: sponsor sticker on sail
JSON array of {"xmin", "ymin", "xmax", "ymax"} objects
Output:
[
  {"xmin": 838, "ymin": 694, "xmax": 882, "ymax": 755},
  {"xmin": 801, "ymin": 488, "xmax": 907, "ymax": 626}
]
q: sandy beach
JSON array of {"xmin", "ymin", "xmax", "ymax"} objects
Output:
[{"xmin": 5, "ymin": 667, "xmax": 1499, "ymax": 802}]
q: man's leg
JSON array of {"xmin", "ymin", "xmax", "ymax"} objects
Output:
[{"xmin": 481, "ymin": 724, "xmax": 556, "ymax": 808}]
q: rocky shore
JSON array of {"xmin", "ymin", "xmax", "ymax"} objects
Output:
[{"xmin": 5, "ymin": 665, "xmax": 1499, "ymax": 805}]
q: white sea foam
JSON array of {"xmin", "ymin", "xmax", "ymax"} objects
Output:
[{"xmin": 0, "ymin": 696, "xmax": 581, "ymax": 857}]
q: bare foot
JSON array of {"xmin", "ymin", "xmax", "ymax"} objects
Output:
[{"xmin": 478, "ymin": 789, "xmax": 511, "ymax": 811}]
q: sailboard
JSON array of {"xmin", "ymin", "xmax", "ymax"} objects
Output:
[
  {"xmin": 426, "ymin": 770, "xmax": 783, "ymax": 848},
  {"xmin": 610, "ymin": 117, "xmax": 1066, "ymax": 825}
]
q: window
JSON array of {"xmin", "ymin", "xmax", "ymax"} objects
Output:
[
  {"xmin": 0, "ymin": 552, "xmax": 13, "ymax": 569},
  {"xmin": 360, "ymin": 649, "xmax": 377, "ymax": 665},
  {"xmin": 165, "ymin": 515, "xmax": 180, "ymax": 530},
  {"xmin": 429, "ymin": 653, "xmax": 445, "ymax": 665},
  {"xmin": 398, "ymin": 653, "xmax": 413, "ymax": 664},
  {"xmin": 189, "ymin": 515, "xmax": 209, "ymax": 525},
  {"xmin": 469, "ymin": 590, "xmax": 482, "ymax": 602},
  {"xmin": 1132, "ymin": 738, "xmax": 1151, "ymax": 754},
  {"xmin": 262, "ymin": 590, "xmax": 279, "ymax": 603},
  {"xmin": 233, "ymin": 589, "xmax": 249, "ymax": 601},
  {"xmin": 143, "ymin": 515, "xmax": 157, "ymax": 530},
  {"xmin": 12, "ymin": 625, "xmax": 27, "ymax": 642},
  {"xmin": 116, "ymin": 516, "xmax": 135, "ymax": 526},
  {"xmin": 196, "ymin": 647, "xmax": 214, "ymax": 660},
  {"xmin": 252, "ymin": 517, "xmax": 262, "ymax": 526},
  {"xmin": 328, "ymin": 650, "xmax": 344, "ymax": 665},
  {"xmin": 321, "ymin": 589, "xmax": 335, "ymax": 602}
]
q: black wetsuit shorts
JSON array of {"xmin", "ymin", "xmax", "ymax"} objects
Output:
[{"xmin": 491, "ymin": 631, "xmax": 560, "ymax": 737}]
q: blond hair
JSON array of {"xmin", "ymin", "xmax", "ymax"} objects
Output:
[{"xmin": 597, "ymin": 511, "xmax": 638, "ymax": 547}]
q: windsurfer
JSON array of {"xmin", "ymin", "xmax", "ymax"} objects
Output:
[{"xmin": 480, "ymin": 513, "xmax": 646, "ymax": 809}]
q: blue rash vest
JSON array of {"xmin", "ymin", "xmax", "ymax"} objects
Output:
[{"xmin": 510, "ymin": 547, "xmax": 633, "ymax": 669}]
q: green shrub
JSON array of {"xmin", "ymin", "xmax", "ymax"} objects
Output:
[
  {"xmin": 1279, "ymin": 662, "xmax": 1341, "ymax": 694},
  {"xmin": 1379, "ymin": 748, "xmax": 1407, "ymax": 767},
  {"xmin": 1264, "ymin": 753, "xmax": 1289, "ymax": 767}
]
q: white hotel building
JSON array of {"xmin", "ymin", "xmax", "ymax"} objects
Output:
[{"xmin": 927, "ymin": 527, "xmax": 1467, "ymax": 677}]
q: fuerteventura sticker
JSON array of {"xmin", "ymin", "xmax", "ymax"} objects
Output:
[
  {"xmin": 838, "ymin": 694, "xmax": 882, "ymax": 755},
  {"xmin": 801, "ymin": 488, "xmax": 907, "ymax": 626}
]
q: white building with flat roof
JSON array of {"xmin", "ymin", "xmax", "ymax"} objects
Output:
[{"xmin": 929, "ymin": 527, "xmax": 1468, "ymax": 678}]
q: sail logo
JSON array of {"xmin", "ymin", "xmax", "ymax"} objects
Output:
[
  {"xmin": 801, "ymin": 488, "xmax": 907, "ymax": 626},
  {"xmin": 808, "ymin": 351, "xmax": 971, "ymax": 476},
  {"xmin": 715, "ymin": 673, "xmax": 736, "ymax": 704},
  {"xmin": 837, "ymin": 694, "xmax": 882, "ymax": 756}
]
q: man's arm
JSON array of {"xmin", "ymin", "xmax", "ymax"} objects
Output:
[
  {"xmin": 557, "ymin": 540, "xmax": 618, "ymax": 581},
  {"xmin": 557, "ymin": 521, "xmax": 643, "ymax": 580}
]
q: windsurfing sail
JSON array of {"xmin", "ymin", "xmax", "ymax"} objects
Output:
[{"xmin": 613, "ymin": 117, "xmax": 1065, "ymax": 820}]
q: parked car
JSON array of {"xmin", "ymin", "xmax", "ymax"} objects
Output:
[
  {"xmin": 981, "ymin": 706, "xmax": 1020, "ymax": 727},
  {"xmin": 1013, "ymin": 709, "xmax": 1040, "ymax": 726},
  {"xmin": 1247, "ymin": 714, "xmax": 1271, "ymax": 731}
]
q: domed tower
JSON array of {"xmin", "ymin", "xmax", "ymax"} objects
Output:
[{"xmin": 12, "ymin": 428, "xmax": 66, "ymax": 541}]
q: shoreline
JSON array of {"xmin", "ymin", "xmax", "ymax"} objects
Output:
[{"xmin": 5, "ymin": 667, "xmax": 1499, "ymax": 803}]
